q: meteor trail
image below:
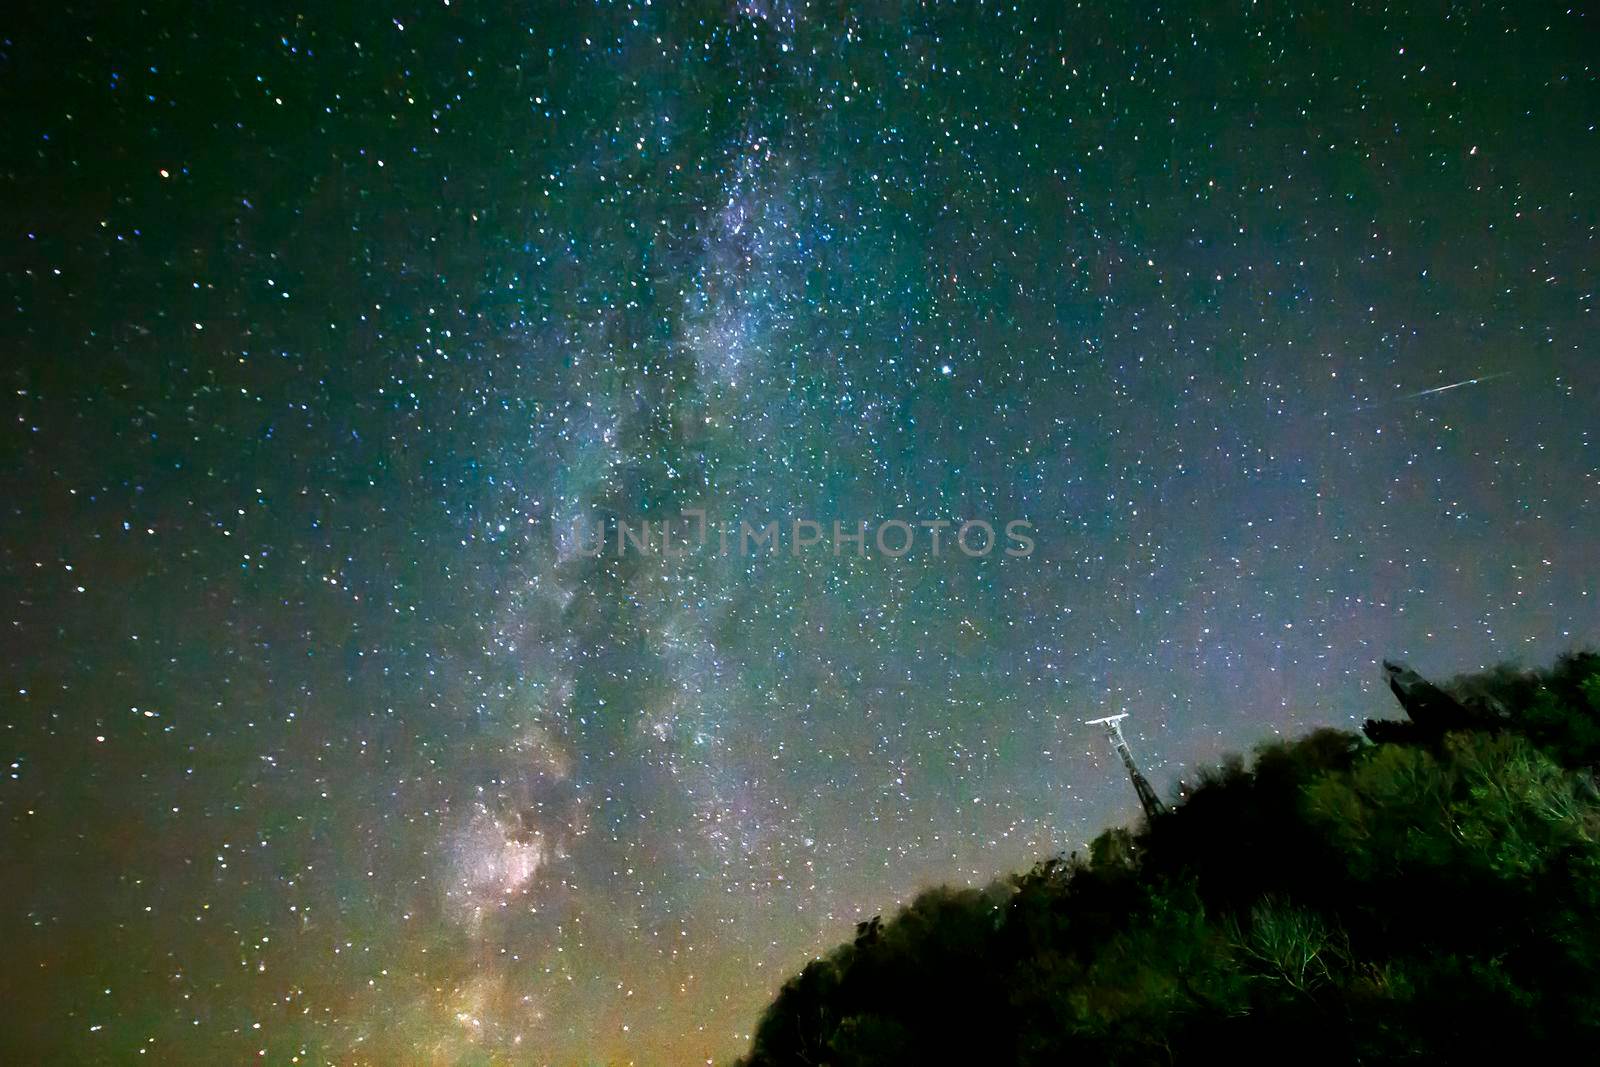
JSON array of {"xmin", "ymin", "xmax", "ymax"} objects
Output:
[
  {"xmin": 1338, "ymin": 371, "xmax": 1510, "ymax": 416},
  {"xmin": 1401, "ymin": 371, "xmax": 1511, "ymax": 401}
]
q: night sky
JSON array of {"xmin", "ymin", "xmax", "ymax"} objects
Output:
[{"xmin": 3, "ymin": 2, "xmax": 1597, "ymax": 1064}]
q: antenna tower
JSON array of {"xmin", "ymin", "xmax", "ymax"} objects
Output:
[{"xmin": 1085, "ymin": 713, "xmax": 1165, "ymax": 820}]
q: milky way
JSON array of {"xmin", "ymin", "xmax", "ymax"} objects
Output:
[{"xmin": 3, "ymin": 3, "xmax": 1596, "ymax": 1064}]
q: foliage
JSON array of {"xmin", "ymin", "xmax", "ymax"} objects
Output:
[{"xmin": 736, "ymin": 652, "xmax": 1600, "ymax": 1065}]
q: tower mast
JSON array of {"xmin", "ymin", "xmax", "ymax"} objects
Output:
[{"xmin": 1086, "ymin": 713, "xmax": 1165, "ymax": 820}]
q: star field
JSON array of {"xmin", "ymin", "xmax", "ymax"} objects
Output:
[{"xmin": 2, "ymin": 2, "xmax": 1597, "ymax": 1063}]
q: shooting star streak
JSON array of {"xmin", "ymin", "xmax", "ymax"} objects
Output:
[
  {"xmin": 1334, "ymin": 371, "xmax": 1511, "ymax": 416},
  {"xmin": 1401, "ymin": 371, "xmax": 1511, "ymax": 401}
]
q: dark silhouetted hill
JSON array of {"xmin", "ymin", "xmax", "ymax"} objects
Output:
[{"xmin": 737, "ymin": 652, "xmax": 1600, "ymax": 1066}]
